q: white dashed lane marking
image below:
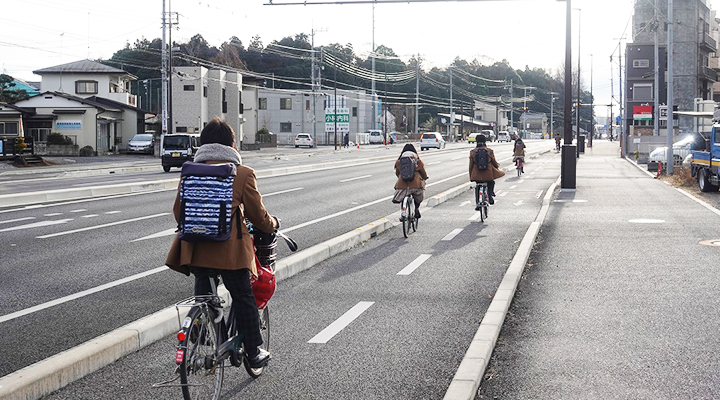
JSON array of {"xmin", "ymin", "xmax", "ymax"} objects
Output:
[
  {"xmin": 81, "ymin": 214, "xmax": 99, "ymax": 218},
  {"xmin": 70, "ymin": 209, "xmax": 87, "ymax": 213},
  {"xmin": 44, "ymin": 213, "xmax": 63, "ymax": 217},
  {"xmin": 36, "ymin": 213, "xmax": 170, "ymax": 239},
  {"xmin": 441, "ymin": 228, "xmax": 463, "ymax": 241},
  {"xmin": 307, "ymin": 301, "xmax": 375, "ymax": 344},
  {"xmin": 0, "ymin": 219, "xmax": 73, "ymax": 233},
  {"xmin": 0, "ymin": 217, "xmax": 35, "ymax": 225},
  {"xmin": 397, "ymin": 254, "xmax": 432, "ymax": 276},
  {"xmin": 340, "ymin": 175, "xmax": 372, "ymax": 183},
  {"xmin": 105, "ymin": 211, "xmax": 122, "ymax": 215}
]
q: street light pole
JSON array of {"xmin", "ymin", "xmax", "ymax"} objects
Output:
[
  {"xmin": 666, "ymin": 0, "xmax": 675, "ymax": 174},
  {"xmin": 561, "ymin": 0, "xmax": 576, "ymax": 189},
  {"xmin": 574, "ymin": 7, "xmax": 581, "ymax": 158}
]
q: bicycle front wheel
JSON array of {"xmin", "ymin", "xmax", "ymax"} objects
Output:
[
  {"xmin": 179, "ymin": 306, "xmax": 224, "ymax": 400},
  {"xmin": 244, "ymin": 307, "xmax": 270, "ymax": 378}
]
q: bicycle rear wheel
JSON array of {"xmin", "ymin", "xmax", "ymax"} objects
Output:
[
  {"xmin": 402, "ymin": 196, "xmax": 412, "ymax": 238},
  {"xmin": 243, "ymin": 307, "xmax": 270, "ymax": 378},
  {"xmin": 179, "ymin": 306, "xmax": 224, "ymax": 400}
]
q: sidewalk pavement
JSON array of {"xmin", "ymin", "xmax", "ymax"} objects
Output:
[{"xmin": 477, "ymin": 140, "xmax": 720, "ymax": 399}]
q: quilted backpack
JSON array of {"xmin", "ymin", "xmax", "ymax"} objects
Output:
[{"xmin": 177, "ymin": 162, "xmax": 239, "ymax": 242}]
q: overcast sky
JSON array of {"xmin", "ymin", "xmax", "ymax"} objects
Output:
[{"xmin": 3, "ymin": 0, "xmax": 719, "ymax": 118}]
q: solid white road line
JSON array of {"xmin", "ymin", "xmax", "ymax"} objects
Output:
[
  {"xmin": 264, "ymin": 187, "xmax": 304, "ymax": 197},
  {"xmin": 397, "ymin": 254, "xmax": 432, "ymax": 276},
  {"xmin": 441, "ymin": 228, "xmax": 463, "ymax": 241},
  {"xmin": 0, "ymin": 219, "xmax": 73, "ymax": 233},
  {"xmin": 36, "ymin": 213, "xmax": 170, "ymax": 239},
  {"xmin": 0, "ymin": 266, "xmax": 168, "ymax": 324},
  {"xmin": 339, "ymin": 175, "xmax": 372, "ymax": 183},
  {"xmin": 307, "ymin": 301, "xmax": 375, "ymax": 344},
  {"xmin": 0, "ymin": 217, "xmax": 35, "ymax": 225},
  {"xmin": 131, "ymin": 228, "xmax": 177, "ymax": 242}
]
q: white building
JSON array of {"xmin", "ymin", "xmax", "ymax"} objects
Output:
[
  {"xmin": 171, "ymin": 66, "xmax": 242, "ymax": 141},
  {"xmin": 473, "ymin": 100, "xmax": 510, "ymax": 132},
  {"xmin": 242, "ymin": 85, "xmax": 374, "ymax": 146}
]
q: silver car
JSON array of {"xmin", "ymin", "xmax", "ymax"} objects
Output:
[{"xmin": 127, "ymin": 133, "xmax": 155, "ymax": 154}]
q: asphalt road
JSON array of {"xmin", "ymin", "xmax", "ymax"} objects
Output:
[{"xmin": 41, "ymin": 144, "xmax": 562, "ymax": 400}]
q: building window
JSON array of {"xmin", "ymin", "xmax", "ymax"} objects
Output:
[
  {"xmin": 259, "ymin": 98, "xmax": 267, "ymax": 110},
  {"xmin": 632, "ymin": 59, "xmax": 650, "ymax": 68},
  {"xmin": 183, "ymin": 85, "xmax": 195, "ymax": 91},
  {"xmin": 75, "ymin": 80, "xmax": 98, "ymax": 94},
  {"xmin": 176, "ymin": 126, "xmax": 188, "ymax": 133},
  {"xmin": 280, "ymin": 98, "xmax": 292, "ymax": 110},
  {"xmin": 0, "ymin": 122, "xmax": 19, "ymax": 135},
  {"xmin": 632, "ymin": 83, "xmax": 653, "ymax": 100},
  {"xmin": 203, "ymin": 86, "xmax": 208, "ymax": 97},
  {"xmin": 280, "ymin": 122, "xmax": 292, "ymax": 132},
  {"xmin": 306, "ymin": 100, "xmax": 311, "ymax": 111},
  {"xmin": 352, "ymin": 107, "xmax": 358, "ymax": 117}
]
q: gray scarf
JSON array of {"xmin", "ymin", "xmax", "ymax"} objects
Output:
[{"xmin": 193, "ymin": 143, "xmax": 242, "ymax": 165}]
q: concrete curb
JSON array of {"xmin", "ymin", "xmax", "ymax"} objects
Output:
[
  {"xmin": 0, "ymin": 174, "xmax": 471, "ymax": 400},
  {"xmin": 442, "ymin": 175, "xmax": 560, "ymax": 400}
]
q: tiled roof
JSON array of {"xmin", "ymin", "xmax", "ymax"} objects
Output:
[{"xmin": 33, "ymin": 60, "xmax": 129, "ymax": 75}]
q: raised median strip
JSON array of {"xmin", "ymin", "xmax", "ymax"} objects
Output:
[{"xmin": 0, "ymin": 178, "xmax": 471, "ymax": 400}]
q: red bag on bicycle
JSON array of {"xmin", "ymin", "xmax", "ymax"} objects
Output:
[{"xmin": 250, "ymin": 255, "xmax": 276, "ymax": 309}]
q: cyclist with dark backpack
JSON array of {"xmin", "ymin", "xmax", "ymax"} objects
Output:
[
  {"xmin": 469, "ymin": 134, "xmax": 504, "ymax": 208},
  {"xmin": 393, "ymin": 143, "xmax": 428, "ymax": 218}
]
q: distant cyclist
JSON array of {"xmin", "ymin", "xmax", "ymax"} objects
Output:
[
  {"xmin": 513, "ymin": 138, "xmax": 526, "ymax": 173},
  {"xmin": 469, "ymin": 134, "xmax": 505, "ymax": 208},
  {"xmin": 554, "ymin": 132, "xmax": 561, "ymax": 151},
  {"xmin": 393, "ymin": 143, "xmax": 428, "ymax": 218}
]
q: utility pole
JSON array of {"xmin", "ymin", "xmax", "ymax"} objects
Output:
[
  {"xmin": 508, "ymin": 79, "xmax": 514, "ymax": 133},
  {"xmin": 371, "ymin": 2, "xmax": 376, "ymax": 130},
  {"xmin": 168, "ymin": 8, "xmax": 177, "ymax": 136},
  {"xmin": 550, "ymin": 93, "xmax": 556, "ymax": 137},
  {"xmin": 311, "ymin": 29, "xmax": 317, "ymax": 146},
  {"xmin": 654, "ymin": 0, "xmax": 660, "ymax": 137},
  {"xmin": 575, "ymin": 7, "xmax": 581, "ymax": 158},
  {"xmin": 619, "ymin": 39, "xmax": 625, "ymax": 157},
  {"xmin": 415, "ymin": 54, "xmax": 419, "ymax": 136},
  {"xmin": 449, "ymin": 66, "xmax": 454, "ymax": 141},
  {"xmin": 589, "ymin": 54, "xmax": 593, "ymax": 147},
  {"xmin": 161, "ymin": 0, "xmax": 168, "ymax": 138},
  {"xmin": 334, "ymin": 64, "xmax": 338, "ymax": 151},
  {"xmin": 666, "ymin": 0, "xmax": 675, "ymax": 174},
  {"xmin": 610, "ymin": 54, "xmax": 614, "ymax": 140}
]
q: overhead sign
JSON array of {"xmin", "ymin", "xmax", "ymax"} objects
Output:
[
  {"xmin": 325, "ymin": 107, "xmax": 350, "ymax": 133},
  {"xmin": 659, "ymin": 105, "xmax": 668, "ymax": 121}
]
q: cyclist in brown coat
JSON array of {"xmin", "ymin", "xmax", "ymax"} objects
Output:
[
  {"xmin": 469, "ymin": 134, "xmax": 505, "ymax": 206},
  {"xmin": 166, "ymin": 117, "xmax": 278, "ymax": 369},
  {"xmin": 393, "ymin": 143, "xmax": 428, "ymax": 218}
]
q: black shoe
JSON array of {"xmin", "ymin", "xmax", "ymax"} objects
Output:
[
  {"xmin": 475, "ymin": 204, "xmax": 481, "ymax": 211},
  {"xmin": 488, "ymin": 197, "xmax": 495, "ymax": 205},
  {"xmin": 414, "ymin": 209, "xmax": 421, "ymax": 219},
  {"xmin": 246, "ymin": 348, "xmax": 271, "ymax": 369}
]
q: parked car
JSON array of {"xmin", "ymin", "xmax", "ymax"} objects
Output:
[
  {"xmin": 368, "ymin": 130, "xmax": 384, "ymax": 144},
  {"xmin": 161, "ymin": 133, "xmax": 201, "ymax": 172},
  {"xmin": 481, "ymin": 129, "xmax": 496, "ymax": 142},
  {"xmin": 294, "ymin": 133, "xmax": 315, "ymax": 148},
  {"xmin": 420, "ymin": 132, "xmax": 446, "ymax": 150},
  {"xmin": 648, "ymin": 134, "xmax": 703, "ymax": 165},
  {"xmin": 127, "ymin": 132, "xmax": 155, "ymax": 154},
  {"xmin": 496, "ymin": 131, "xmax": 511, "ymax": 142}
]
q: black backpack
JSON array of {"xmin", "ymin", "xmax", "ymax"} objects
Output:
[
  {"xmin": 474, "ymin": 148, "xmax": 489, "ymax": 171},
  {"xmin": 399, "ymin": 156, "xmax": 417, "ymax": 182}
]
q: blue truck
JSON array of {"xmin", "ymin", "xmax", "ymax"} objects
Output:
[{"xmin": 691, "ymin": 126, "xmax": 719, "ymax": 192}]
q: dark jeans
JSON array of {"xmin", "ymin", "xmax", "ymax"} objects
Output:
[
  {"xmin": 474, "ymin": 180, "xmax": 495, "ymax": 203},
  {"xmin": 192, "ymin": 268, "xmax": 262, "ymax": 350}
]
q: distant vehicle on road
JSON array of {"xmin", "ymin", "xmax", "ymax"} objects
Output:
[
  {"xmin": 468, "ymin": 132, "xmax": 480, "ymax": 143},
  {"xmin": 420, "ymin": 132, "xmax": 446, "ymax": 150},
  {"xmin": 127, "ymin": 133, "xmax": 155, "ymax": 154},
  {"xmin": 161, "ymin": 133, "xmax": 201, "ymax": 172},
  {"xmin": 368, "ymin": 130, "xmax": 384, "ymax": 144},
  {"xmin": 650, "ymin": 134, "xmax": 700, "ymax": 165},
  {"xmin": 496, "ymin": 131, "xmax": 511, "ymax": 142},
  {"xmin": 481, "ymin": 129, "xmax": 496, "ymax": 142},
  {"xmin": 294, "ymin": 133, "xmax": 315, "ymax": 148}
]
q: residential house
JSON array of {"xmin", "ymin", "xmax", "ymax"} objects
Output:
[
  {"xmin": 519, "ymin": 112, "xmax": 548, "ymax": 136},
  {"xmin": 473, "ymin": 100, "xmax": 509, "ymax": 132}
]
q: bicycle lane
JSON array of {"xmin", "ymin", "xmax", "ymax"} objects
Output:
[{"xmin": 40, "ymin": 150, "xmax": 561, "ymax": 400}]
